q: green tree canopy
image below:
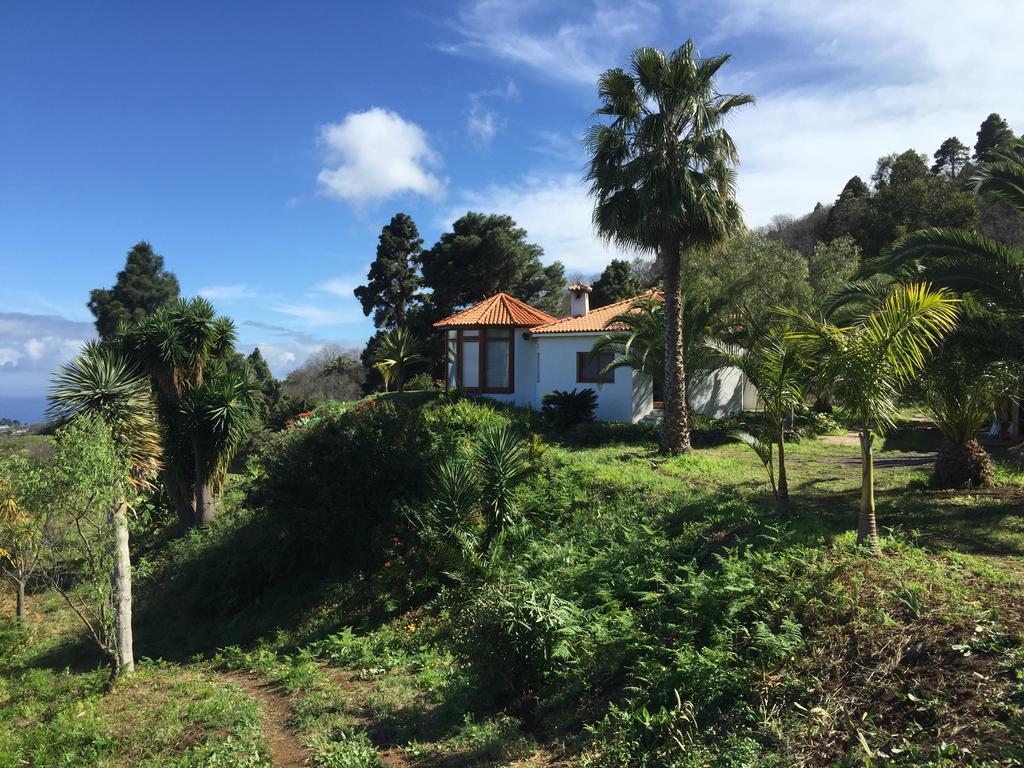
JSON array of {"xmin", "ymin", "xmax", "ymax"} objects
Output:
[
  {"xmin": 807, "ymin": 236, "xmax": 861, "ymax": 301},
  {"xmin": 591, "ymin": 259, "xmax": 642, "ymax": 307},
  {"xmin": 690, "ymin": 233, "xmax": 812, "ymax": 333},
  {"xmin": 824, "ymin": 175, "xmax": 869, "ymax": 243},
  {"xmin": 355, "ymin": 213, "xmax": 424, "ymax": 329},
  {"xmin": 931, "ymin": 137, "xmax": 970, "ymax": 178},
  {"xmin": 421, "ymin": 212, "xmax": 566, "ymax": 318},
  {"xmin": 974, "ymin": 113, "xmax": 1016, "ymax": 162},
  {"xmin": 87, "ymin": 242, "xmax": 180, "ymax": 339},
  {"xmin": 857, "ymin": 150, "xmax": 979, "ymax": 256}
]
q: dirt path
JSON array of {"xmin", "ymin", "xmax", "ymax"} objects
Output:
[{"xmin": 221, "ymin": 670, "xmax": 310, "ymax": 768}]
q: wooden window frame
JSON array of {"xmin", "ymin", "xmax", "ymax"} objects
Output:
[
  {"xmin": 577, "ymin": 351, "xmax": 615, "ymax": 384},
  {"xmin": 451, "ymin": 327, "xmax": 515, "ymax": 394}
]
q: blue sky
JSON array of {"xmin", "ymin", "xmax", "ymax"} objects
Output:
[{"xmin": 1, "ymin": 0, "xmax": 1021, "ymax": 421}]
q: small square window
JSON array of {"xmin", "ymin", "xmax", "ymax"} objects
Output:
[{"xmin": 577, "ymin": 352, "xmax": 614, "ymax": 384}]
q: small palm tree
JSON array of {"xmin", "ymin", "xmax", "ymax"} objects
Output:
[
  {"xmin": 586, "ymin": 41, "xmax": 753, "ymax": 454},
  {"xmin": 916, "ymin": 338, "xmax": 1017, "ymax": 488},
  {"xmin": 375, "ymin": 328, "xmax": 425, "ymax": 395},
  {"xmin": 788, "ymin": 283, "xmax": 959, "ymax": 554},
  {"xmin": 710, "ymin": 326, "xmax": 807, "ymax": 510},
  {"xmin": 590, "ymin": 293, "xmax": 728, "ymax": 419},
  {"xmin": 48, "ymin": 342, "xmax": 163, "ymax": 677}
]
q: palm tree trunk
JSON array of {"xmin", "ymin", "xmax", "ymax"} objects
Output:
[
  {"xmin": 661, "ymin": 246, "xmax": 691, "ymax": 455},
  {"xmin": 858, "ymin": 429, "xmax": 881, "ymax": 555},
  {"xmin": 15, "ymin": 579, "xmax": 26, "ymax": 621},
  {"xmin": 192, "ymin": 437, "xmax": 217, "ymax": 526},
  {"xmin": 110, "ymin": 497, "xmax": 134, "ymax": 677},
  {"xmin": 776, "ymin": 424, "xmax": 789, "ymax": 512}
]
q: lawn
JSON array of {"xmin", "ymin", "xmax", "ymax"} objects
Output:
[{"xmin": 2, "ymin": 415, "xmax": 1022, "ymax": 767}]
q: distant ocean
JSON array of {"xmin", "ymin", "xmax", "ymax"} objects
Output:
[{"xmin": 0, "ymin": 396, "xmax": 49, "ymax": 425}]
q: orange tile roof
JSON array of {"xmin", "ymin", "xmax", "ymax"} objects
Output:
[
  {"xmin": 432, "ymin": 292, "xmax": 558, "ymax": 329},
  {"xmin": 531, "ymin": 290, "xmax": 662, "ymax": 334}
]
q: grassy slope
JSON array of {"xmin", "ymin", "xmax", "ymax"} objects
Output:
[{"xmin": 2, "ymin": 413, "xmax": 1023, "ymax": 766}]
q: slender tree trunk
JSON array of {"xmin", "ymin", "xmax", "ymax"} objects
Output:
[
  {"xmin": 858, "ymin": 429, "xmax": 881, "ymax": 555},
  {"xmin": 661, "ymin": 246, "xmax": 691, "ymax": 455},
  {"xmin": 192, "ymin": 437, "xmax": 217, "ymax": 526},
  {"xmin": 15, "ymin": 578, "xmax": 26, "ymax": 621},
  {"xmin": 109, "ymin": 498, "xmax": 134, "ymax": 677},
  {"xmin": 776, "ymin": 423, "xmax": 790, "ymax": 512}
]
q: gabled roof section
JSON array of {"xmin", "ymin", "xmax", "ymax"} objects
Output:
[
  {"xmin": 531, "ymin": 290, "xmax": 662, "ymax": 334},
  {"xmin": 432, "ymin": 292, "xmax": 558, "ymax": 329}
]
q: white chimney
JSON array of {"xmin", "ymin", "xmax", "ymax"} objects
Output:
[{"xmin": 568, "ymin": 283, "xmax": 592, "ymax": 317}]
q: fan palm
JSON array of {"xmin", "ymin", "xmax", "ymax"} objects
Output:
[
  {"xmin": 586, "ymin": 41, "xmax": 753, "ymax": 454},
  {"xmin": 710, "ymin": 326, "xmax": 807, "ymax": 509},
  {"xmin": 788, "ymin": 283, "xmax": 959, "ymax": 554},
  {"xmin": 375, "ymin": 327, "xmax": 425, "ymax": 395},
  {"xmin": 48, "ymin": 342, "xmax": 163, "ymax": 677}
]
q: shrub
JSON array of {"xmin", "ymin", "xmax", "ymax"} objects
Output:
[
  {"xmin": 404, "ymin": 371, "xmax": 436, "ymax": 391},
  {"xmin": 249, "ymin": 399, "xmax": 431, "ymax": 572},
  {"xmin": 542, "ymin": 388, "xmax": 598, "ymax": 428},
  {"xmin": 421, "ymin": 399, "xmax": 517, "ymax": 461},
  {"xmin": 450, "ymin": 578, "xmax": 587, "ymax": 700}
]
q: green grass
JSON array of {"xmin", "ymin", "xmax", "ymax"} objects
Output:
[{"xmin": 3, "ymin": 408, "xmax": 1023, "ymax": 766}]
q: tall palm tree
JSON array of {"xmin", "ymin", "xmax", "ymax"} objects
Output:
[
  {"xmin": 590, "ymin": 292, "xmax": 727, "ymax": 418},
  {"xmin": 48, "ymin": 342, "xmax": 162, "ymax": 677},
  {"xmin": 710, "ymin": 326, "xmax": 808, "ymax": 510},
  {"xmin": 375, "ymin": 327, "xmax": 425, "ymax": 395},
  {"xmin": 117, "ymin": 297, "xmax": 240, "ymax": 528},
  {"xmin": 586, "ymin": 41, "xmax": 754, "ymax": 454},
  {"xmin": 788, "ymin": 283, "xmax": 959, "ymax": 554}
]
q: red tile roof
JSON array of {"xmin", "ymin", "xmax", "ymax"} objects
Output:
[
  {"xmin": 432, "ymin": 292, "xmax": 558, "ymax": 329},
  {"xmin": 531, "ymin": 290, "xmax": 662, "ymax": 334}
]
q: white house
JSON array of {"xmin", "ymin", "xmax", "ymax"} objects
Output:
[{"xmin": 434, "ymin": 284, "xmax": 754, "ymax": 423}]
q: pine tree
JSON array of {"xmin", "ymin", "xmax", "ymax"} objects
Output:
[
  {"xmin": 247, "ymin": 347, "xmax": 281, "ymax": 408},
  {"xmin": 974, "ymin": 113, "xmax": 1015, "ymax": 162},
  {"xmin": 591, "ymin": 259, "xmax": 642, "ymax": 307},
  {"xmin": 421, "ymin": 212, "xmax": 566, "ymax": 317},
  {"xmin": 87, "ymin": 242, "xmax": 180, "ymax": 339},
  {"xmin": 931, "ymin": 137, "xmax": 970, "ymax": 177},
  {"xmin": 354, "ymin": 213, "xmax": 423, "ymax": 329},
  {"xmin": 825, "ymin": 176, "xmax": 870, "ymax": 242}
]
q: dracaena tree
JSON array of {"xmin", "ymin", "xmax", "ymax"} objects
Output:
[
  {"xmin": 788, "ymin": 283, "xmax": 959, "ymax": 554},
  {"xmin": 48, "ymin": 343, "xmax": 163, "ymax": 676},
  {"xmin": 586, "ymin": 41, "xmax": 753, "ymax": 454},
  {"xmin": 116, "ymin": 297, "xmax": 254, "ymax": 528}
]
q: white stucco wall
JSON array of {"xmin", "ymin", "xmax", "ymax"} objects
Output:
[
  {"xmin": 689, "ymin": 366, "xmax": 746, "ymax": 418},
  {"xmin": 533, "ymin": 333, "xmax": 642, "ymax": 423}
]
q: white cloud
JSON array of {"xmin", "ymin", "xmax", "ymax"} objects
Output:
[
  {"xmin": 316, "ymin": 108, "xmax": 444, "ymax": 205},
  {"xmin": 468, "ymin": 104, "xmax": 499, "ymax": 145},
  {"xmin": 446, "ymin": 0, "xmax": 1024, "ymax": 227},
  {"xmin": 315, "ymin": 277, "xmax": 361, "ymax": 299},
  {"xmin": 466, "ymin": 79, "xmax": 519, "ymax": 146},
  {"xmin": 198, "ymin": 284, "xmax": 257, "ymax": 302},
  {"xmin": 446, "ymin": 0, "xmax": 660, "ymax": 85},
  {"xmin": 0, "ymin": 313, "xmax": 95, "ymax": 398},
  {"xmin": 269, "ymin": 303, "xmax": 360, "ymax": 326},
  {"xmin": 449, "ymin": 172, "xmax": 638, "ymax": 273}
]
